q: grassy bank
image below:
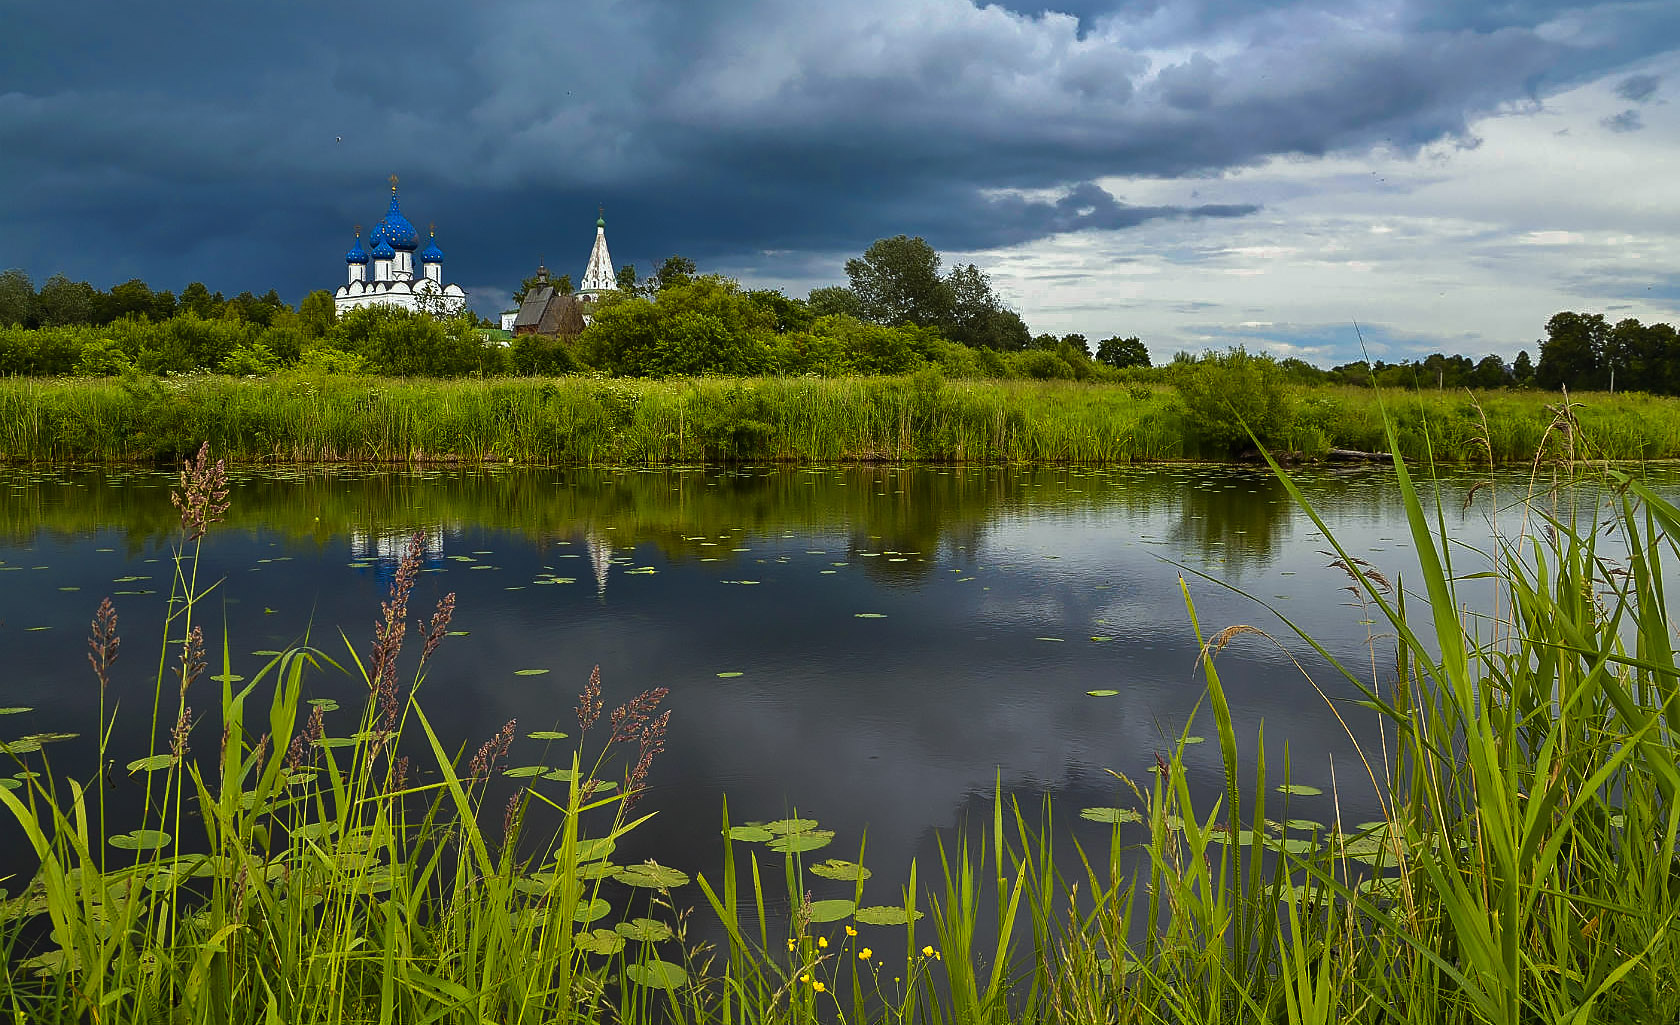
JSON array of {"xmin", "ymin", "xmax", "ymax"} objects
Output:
[
  {"xmin": 5, "ymin": 373, "xmax": 1680, "ymax": 464},
  {"xmin": 6, "ymin": 428, "xmax": 1680, "ymax": 1021}
]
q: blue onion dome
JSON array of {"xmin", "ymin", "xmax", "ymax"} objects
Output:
[
  {"xmin": 370, "ymin": 190, "xmax": 419, "ymax": 251},
  {"xmin": 419, "ymin": 231, "xmax": 444, "ymax": 264},
  {"xmin": 345, "ymin": 230, "xmax": 369, "ymax": 264},
  {"xmin": 370, "ymin": 238, "xmax": 396, "ymax": 259}
]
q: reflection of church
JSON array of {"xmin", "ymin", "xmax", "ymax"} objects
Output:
[{"xmin": 336, "ymin": 176, "xmax": 468, "ymax": 316}]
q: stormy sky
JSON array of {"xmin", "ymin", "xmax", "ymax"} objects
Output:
[{"xmin": 1, "ymin": 0, "xmax": 1676, "ymax": 363}]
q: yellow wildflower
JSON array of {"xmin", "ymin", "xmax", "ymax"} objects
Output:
[
  {"xmin": 813, "ymin": 981, "xmax": 827, "ymax": 993},
  {"xmin": 787, "ymin": 938, "xmax": 797, "ymax": 952},
  {"xmin": 860, "ymin": 948, "xmax": 873, "ymax": 960},
  {"xmin": 818, "ymin": 936, "xmax": 828, "ymax": 949},
  {"xmin": 922, "ymin": 945, "xmax": 935, "ymax": 957},
  {"xmin": 845, "ymin": 925, "xmax": 857, "ymax": 936},
  {"xmin": 799, "ymin": 973, "xmax": 810, "ymax": 983}
]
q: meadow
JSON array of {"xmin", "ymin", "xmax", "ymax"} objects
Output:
[
  {"xmin": 4, "ymin": 372, "xmax": 1680, "ymax": 465},
  {"xmin": 3, "ymin": 415, "xmax": 1680, "ymax": 1022}
]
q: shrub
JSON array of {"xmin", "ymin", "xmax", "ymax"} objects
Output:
[{"xmin": 1171, "ymin": 346, "xmax": 1295, "ymax": 454}]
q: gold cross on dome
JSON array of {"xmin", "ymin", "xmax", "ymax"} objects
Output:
[
  {"xmin": 389, "ymin": 173, "xmax": 399, "ymax": 192},
  {"xmin": 429, "ymin": 221, "xmax": 436, "ymax": 236},
  {"xmin": 354, "ymin": 224, "xmax": 362, "ymax": 236}
]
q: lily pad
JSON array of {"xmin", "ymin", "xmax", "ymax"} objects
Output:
[
  {"xmin": 307, "ymin": 698, "xmax": 339, "ymax": 711},
  {"xmin": 574, "ymin": 929, "xmax": 625, "ymax": 956},
  {"xmin": 575, "ymin": 860, "xmax": 619, "ymax": 881},
  {"xmin": 1090, "ymin": 635, "xmax": 1115, "ymax": 642},
  {"xmin": 446, "ymin": 630, "xmax": 470, "ymax": 637},
  {"xmin": 615, "ymin": 918, "xmax": 673, "ymax": 943},
  {"xmin": 854, "ymin": 905, "xmax": 924, "ymax": 926},
  {"xmin": 0, "ymin": 708, "xmax": 31, "ymax": 716},
  {"xmin": 853, "ymin": 613, "xmax": 886, "ymax": 619},
  {"xmin": 575, "ymin": 838, "xmax": 616, "ymax": 862},
  {"xmin": 504, "ymin": 765, "xmax": 549, "ymax": 778},
  {"xmin": 809, "ymin": 859, "xmax": 872, "ymax": 881},
  {"xmin": 528, "ymin": 730, "xmax": 568, "ymax": 740},
  {"xmin": 1035, "ymin": 637, "xmax": 1064, "ymax": 642},
  {"xmin": 573, "ymin": 898, "xmax": 612, "ymax": 924},
  {"xmin": 514, "ymin": 668, "xmax": 550, "ymax": 676},
  {"xmin": 1086, "ymin": 689, "xmax": 1119, "ymax": 698},
  {"xmin": 1276, "ymin": 784, "xmax": 1324, "ymax": 797},
  {"xmin": 1079, "ymin": 807, "xmax": 1142, "ymax": 825},
  {"xmin": 542, "ymin": 768, "xmax": 578, "ymax": 782},
  {"xmin": 126, "ymin": 754, "xmax": 178, "ymax": 773},
  {"xmin": 716, "ymin": 671, "xmax": 743, "ymax": 678},
  {"xmin": 110, "ymin": 829, "xmax": 171, "ymax": 851},
  {"xmin": 761, "ymin": 817, "xmax": 818, "ymax": 835},
  {"xmin": 726, "ymin": 825, "xmax": 773, "ymax": 842},
  {"xmin": 616, "ymin": 862, "xmax": 690, "ymax": 889},
  {"xmin": 808, "ymin": 898, "xmax": 856, "ymax": 923},
  {"xmin": 769, "ymin": 830, "xmax": 836, "ymax": 854},
  {"xmin": 625, "ymin": 960, "xmax": 688, "ymax": 989}
]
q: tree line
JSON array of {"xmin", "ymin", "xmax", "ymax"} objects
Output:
[{"xmin": 1, "ymin": 252, "xmax": 1671, "ymax": 395}]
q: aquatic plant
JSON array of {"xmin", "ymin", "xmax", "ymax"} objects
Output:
[
  {"xmin": 0, "ymin": 447, "xmax": 693, "ymax": 1022},
  {"xmin": 6, "ymin": 417, "xmax": 1680, "ymax": 1021}
]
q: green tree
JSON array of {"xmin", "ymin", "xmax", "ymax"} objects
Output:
[
  {"xmin": 745, "ymin": 289, "xmax": 813, "ymax": 332},
  {"xmin": 807, "ymin": 286, "xmax": 862, "ymax": 319},
  {"xmin": 1469, "ymin": 354, "xmax": 1511, "ymax": 390},
  {"xmin": 942, "ymin": 263, "xmax": 1011, "ymax": 347},
  {"xmin": 35, "ymin": 274, "xmax": 99, "ymax": 326},
  {"xmin": 0, "ymin": 269, "xmax": 36, "ymax": 327},
  {"xmin": 179, "ymin": 282, "xmax": 225, "ymax": 319},
  {"xmin": 845, "ymin": 235, "xmax": 952, "ymax": 327},
  {"xmin": 104, "ymin": 279, "xmax": 172, "ymax": 323},
  {"xmin": 1512, "ymin": 349, "xmax": 1535, "ymax": 386},
  {"xmin": 615, "ymin": 264, "xmax": 638, "ymax": 292},
  {"xmin": 578, "ymin": 276, "xmax": 775, "ymax": 377},
  {"xmin": 654, "ymin": 255, "xmax": 697, "ymax": 292},
  {"xmin": 1096, "ymin": 335, "xmax": 1151, "ymax": 369},
  {"xmin": 298, "ymin": 290, "xmax": 337, "ymax": 338},
  {"xmin": 1171, "ymin": 347, "xmax": 1295, "ymax": 454},
  {"xmin": 963, "ymin": 308, "xmax": 1031, "ymax": 351},
  {"xmin": 1536, "ymin": 312, "xmax": 1608, "ymax": 391}
]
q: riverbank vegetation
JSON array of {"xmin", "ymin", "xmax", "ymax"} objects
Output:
[
  {"xmin": 5, "ymin": 371, "xmax": 1680, "ymax": 465},
  {"xmin": 3, "ymin": 249, "xmax": 1675, "ymax": 397},
  {"xmin": 6, "ymin": 420, "xmax": 1680, "ymax": 1021}
]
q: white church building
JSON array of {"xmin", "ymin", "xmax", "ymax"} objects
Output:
[
  {"xmin": 499, "ymin": 213, "xmax": 620, "ymax": 332},
  {"xmin": 335, "ymin": 176, "xmax": 467, "ymax": 316}
]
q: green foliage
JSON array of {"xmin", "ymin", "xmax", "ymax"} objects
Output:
[
  {"xmin": 578, "ymin": 276, "xmax": 776, "ymax": 377},
  {"xmin": 807, "ymin": 285, "xmax": 862, "ymax": 320},
  {"xmin": 335, "ymin": 306, "xmax": 504, "ymax": 377},
  {"xmin": 509, "ymin": 333, "xmax": 581, "ymax": 376},
  {"xmin": 1095, "ymin": 335, "xmax": 1150, "ymax": 368},
  {"xmin": 845, "ymin": 235, "xmax": 952, "ymax": 328},
  {"xmin": 1172, "ymin": 346, "xmax": 1295, "ymax": 453}
]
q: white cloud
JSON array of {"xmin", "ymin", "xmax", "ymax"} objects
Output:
[{"xmin": 945, "ymin": 49, "xmax": 1680, "ymax": 364}]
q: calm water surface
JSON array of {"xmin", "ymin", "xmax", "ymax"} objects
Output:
[{"xmin": 0, "ymin": 463, "xmax": 1641, "ymax": 893}]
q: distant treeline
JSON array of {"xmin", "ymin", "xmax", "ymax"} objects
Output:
[{"xmin": 0, "ymin": 258, "xmax": 1671, "ymax": 395}]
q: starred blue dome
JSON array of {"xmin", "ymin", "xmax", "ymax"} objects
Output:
[
  {"xmin": 369, "ymin": 191, "xmax": 419, "ymax": 251},
  {"xmin": 419, "ymin": 233, "xmax": 444, "ymax": 264},
  {"xmin": 345, "ymin": 232, "xmax": 369, "ymax": 264},
  {"xmin": 370, "ymin": 239, "xmax": 396, "ymax": 260}
]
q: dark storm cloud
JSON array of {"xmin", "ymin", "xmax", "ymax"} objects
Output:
[
  {"xmin": 0, "ymin": 0, "xmax": 1671, "ymax": 308},
  {"xmin": 1616, "ymin": 73, "xmax": 1661, "ymax": 102}
]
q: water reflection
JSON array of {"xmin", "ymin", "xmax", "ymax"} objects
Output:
[{"xmin": 1, "ymin": 462, "xmax": 1665, "ymax": 915}]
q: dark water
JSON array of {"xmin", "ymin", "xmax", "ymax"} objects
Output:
[{"xmin": 0, "ymin": 463, "xmax": 1628, "ymax": 900}]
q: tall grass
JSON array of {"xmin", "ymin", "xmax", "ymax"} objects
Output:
[
  {"xmin": 5, "ymin": 372, "xmax": 1680, "ymax": 464},
  {"xmin": 6, "ymin": 420, "xmax": 1680, "ymax": 1021}
]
